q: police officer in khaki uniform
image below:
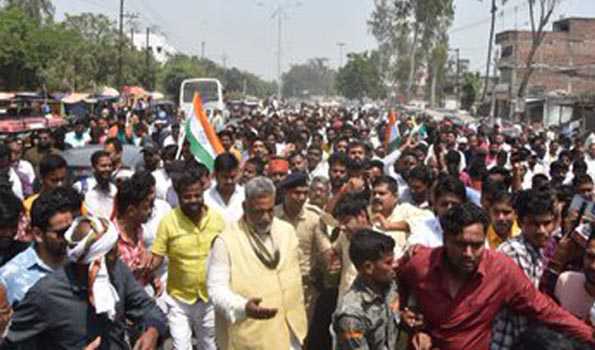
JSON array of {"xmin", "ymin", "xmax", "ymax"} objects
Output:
[{"xmin": 274, "ymin": 172, "xmax": 328, "ymax": 321}]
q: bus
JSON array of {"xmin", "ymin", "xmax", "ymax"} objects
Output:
[{"xmin": 179, "ymin": 78, "xmax": 225, "ymax": 120}]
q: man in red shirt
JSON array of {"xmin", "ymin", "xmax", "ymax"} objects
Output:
[{"xmin": 398, "ymin": 202, "xmax": 593, "ymax": 350}]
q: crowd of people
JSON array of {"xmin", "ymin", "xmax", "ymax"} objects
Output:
[{"xmin": 0, "ymin": 99, "xmax": 594, "ymax": 349}]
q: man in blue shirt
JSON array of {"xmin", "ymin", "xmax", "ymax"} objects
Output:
[{"xmin": 0, "ymin": 189, "xmax": 74, "ymax": 333}]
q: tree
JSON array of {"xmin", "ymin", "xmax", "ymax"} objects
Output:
[
  {"xmin": 0, "ymin": 6, "xmax": 49, "ymax": 89},
  {"xmin": 2, "ymin": 0, "xmax": 54, "ymax": 23},
  {"xmin": 461, "ymin": 72, "xmax": 481, "ymax": 111},
  {"xmin": 427, "ymin": 42, "xmax": 448, "ymax": 107},
  {"xmin": 368, "ymin": 0, "xmax": 454, "ymax": 101},
  {"xmin": 516, "ymin": 0, "xmax": 559, "ymax": 109},
  {"xmin": 158, "ymin": 54, "xmax": 207, "ymax": 99},
  {"xmin": 335, "ymin": 51, "xmax": 385, "ymax": 101},
  {"xmin": 282, "ymin": 58, "xmax": 336, "ymax": 97},
  {"xmin": 0, "ymin": 5, "xmax": 276, "ymax": 96}
]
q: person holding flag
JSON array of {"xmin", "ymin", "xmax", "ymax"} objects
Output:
[{"xmin": 182, "ymin": 93, "xmax": 225, "ymax": 172}]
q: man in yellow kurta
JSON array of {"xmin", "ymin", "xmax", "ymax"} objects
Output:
[
  {"xmin": 150, "ymin": 164, "xmax": 225, "ymax": 350},
  {"xmin": 207, "ymin": 176, "xmax": 308, "ymax": 350}
]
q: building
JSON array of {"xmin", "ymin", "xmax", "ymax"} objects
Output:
[
  {"xmin": 495, "ymin": 17, "xmax": 595, "ymax": 127},
  {"xmin": 130, "ymin": 31, "xmax": 177, "ymax": 64}
]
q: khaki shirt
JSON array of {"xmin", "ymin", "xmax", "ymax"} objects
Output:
[
  {"xmin": 333, "ymin": 277, "xmax": 404, "ymax": 350},
  {"xmin": 334, "ymin": 230, "xmax": 359, "ymax": 306},
  {"xmin": 274, "ymin": 204, "xmax": 326, "ymax": 281},
  {"xmin": 23, "ymin": 147, "xmax": 59, "ymax": 170}
]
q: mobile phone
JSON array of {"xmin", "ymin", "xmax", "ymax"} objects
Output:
[{"xmin": 571, "ymin": 223, "xmax": 590, "ymax": 249}]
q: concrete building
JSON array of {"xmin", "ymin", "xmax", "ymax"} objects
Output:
[
  {"xmin": 130, "ymin": 31, "xmax": 177, "ymax": 64},
  {"xmin": 495, "ymin": 17, "xmax": 595, "ymax": 127}
]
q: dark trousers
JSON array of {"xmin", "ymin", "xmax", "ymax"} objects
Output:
[{"xmin": 305, "ymin": 287, "xmax": 338, "ymax": 350}]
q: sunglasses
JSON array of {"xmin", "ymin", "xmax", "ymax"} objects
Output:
[{"xmin": 50, "ymin": 227, "xmax": 70, "ymax": 237}]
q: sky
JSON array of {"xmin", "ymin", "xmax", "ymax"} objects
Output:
[{"xmin": 53, "ymin": 0, "xmax": 595, "ymax": 81}]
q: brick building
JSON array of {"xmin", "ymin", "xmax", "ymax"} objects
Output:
[{"xmin": 494, "ymin": 17, "xmax": 595, "ymax": 126}]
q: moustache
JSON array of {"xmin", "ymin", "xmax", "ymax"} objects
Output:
[{"xmin": 372, "ymin": 198, "xmax": 383, "ymax": 205}]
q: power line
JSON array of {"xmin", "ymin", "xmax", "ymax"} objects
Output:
[
  {"xmin": 449, "ymin": 1, "xmax": 530, "ymax": 34},
  {"xmin": 127, "ymin": 0, "xmax": 190, "ymax": 54}
]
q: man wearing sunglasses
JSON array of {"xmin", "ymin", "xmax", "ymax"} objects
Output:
[{"xmin": 0, "ymin": 188, "xmax": 73, "ymax": 334}]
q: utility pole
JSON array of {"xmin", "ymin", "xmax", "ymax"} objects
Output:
[
  {"xmin": 490, "ymin": 50, "xmax": 500, "ymax": 125},
  {"xmin": 266, "ymin": 1, "xmax": 302, "ymax": 99},
  {"xmin": 118, "ymin": 0, "xmax": 124, "ymax": 89},
  {"xmin": 222, "ymin": 53, "xmax": 228, "ymax": 70},
  {"xmin": 145, "ymin": 27, "xmax": 151, "ymax": 90},
  {"xmin": 276, "ymin": 6, "xmax": 282, "ymax": 98},
  {"xmin": 456, "ymin": 48, "xmax": 460, "ymax": 109},
  {"xmin": 337, "ymin": 42, "xmax": 346, "ymax": 67},
  {"xmin": 201, "ymin": 41, "xmax": 206, "ymax": 59},
  {"xmin": 509, "ymin": 6, "xmax": 518, "ymax": 121}
]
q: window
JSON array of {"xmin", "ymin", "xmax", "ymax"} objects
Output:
[{"xmin": 502, "ymin": 46, "xmax": 513, "ymax": 58}]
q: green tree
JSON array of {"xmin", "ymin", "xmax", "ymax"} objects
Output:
[
  {"xmin": 335, "ymin": 51, "xmax": 385, "ymax": 101},
  {"xmin": 461, "ymin": 72, "xmax": 481, "ymax": 111},
  {"xmin": 427, "ymin": 42, "xmax": 448, "ymax": 107},
  {"xmin": 368, "ymin": 0, "xmax": 454, "ymax": 101},
  {"xmin": 0, "ymin": 7, "xmax": 45, "ymax": 89},
  {"xmin": 2, "ymin": 0, "xmax": 54, "ymax": 23},
  {"xmin": 282, "ymin": 58, "xmax": 336, "ymax": 97},
  {"xmin": 158, "ymin": 54, "xmax": 207, "ymax": 99},
  {"xmin": 516, "ymin": 0, "xmax": 560, "ymax": 110}
]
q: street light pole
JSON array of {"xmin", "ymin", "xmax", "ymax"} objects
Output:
[
  {"xmin": 118, "ymin": 0, "xmax": 124, "ymax": 89},
  {"xmin": 262, "ymin": 1, "xmax": 302, "ymax": 99},
  {"xmin": 276, "ymin": 7, "xmax": 282, "ymax": 98}
]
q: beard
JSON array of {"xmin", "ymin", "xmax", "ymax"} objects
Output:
[
  {"xmin": 182, "ymin": 202, "xmax": 202, "ymax": 218},
  {"xmin": 253, "ymin": 223, "xmax": 272, "ymax": 235},
  {"xmin": 96, "ymin": 175, "xmax": 112, "ymax": 191},
  {"xmin": 46, "ymin": 239, "xmax": 67, "ymax": 257}
]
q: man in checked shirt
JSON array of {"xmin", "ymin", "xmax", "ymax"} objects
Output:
[{"xmin": 491, "ymin": 190, "xmax": 557, "ymax": 350}]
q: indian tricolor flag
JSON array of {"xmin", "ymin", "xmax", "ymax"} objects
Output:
[
  {"xmin": 185, "ymin": 94, "xmax": 224, "ymax": 171},
  {"xmin": 384, "ymin": 110, "xmax": 400, "ymax": 153}
]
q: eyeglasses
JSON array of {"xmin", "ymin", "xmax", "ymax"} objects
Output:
[{"xmin": 49, "ymin": 227, "xmax": 70, "ymax": 237}]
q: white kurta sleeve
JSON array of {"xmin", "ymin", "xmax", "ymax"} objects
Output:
[{"xmin": 206, "ymin": 237, "xmax": 248, "ymax": 324}]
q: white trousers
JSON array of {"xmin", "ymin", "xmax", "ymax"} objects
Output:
[{"xmin": 165, "ymin": 294, "xmax": 216, "ymax": 350}]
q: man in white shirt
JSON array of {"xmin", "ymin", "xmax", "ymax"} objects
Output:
[
  {"xmin": 104, "ymin": 138, "xmax": 133, "ymax": 180},
  {"xmin": 64, "ymin": 119, "xmax": 91, "ymax": 148},
  {"xmin": 204, "ymin": 153, "xmax": 245, "ymax": 223},
  {"xmin": 162, "ymin": 123, "xmax": 181, "ymax": 148},
  {"xmin": 0, "ymin": 144, "xmax": 23, "ymax": 199},
  {"xmin": 407, "ymin": 175, "xmax": 467, "ymax": 248},
  {"xmin": 151, "ymin": 145, "xmax": 178, "ymax": 203},
  {"xmin": 370, "ymin": 175, "xmax": 433, "ymax": 257},
  {"xmin": 306, "ymin": 146, "xmax": 328, "ymax": 179},
  {"xmin": 6, "ymin": 137, "xmax": 35, "ymax": 197},
  {"xmin": 74, "ymin": 150, "xmax": 117, "ymax": 219}
]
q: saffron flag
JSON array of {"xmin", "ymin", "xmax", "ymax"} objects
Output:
[
  {"xmin": 384, "ymin": 110, "xmax": 400, "ymax": 153},
  {"xmin": 185, "ymin": 94, "xmax": 225, "ymax": 171}
]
